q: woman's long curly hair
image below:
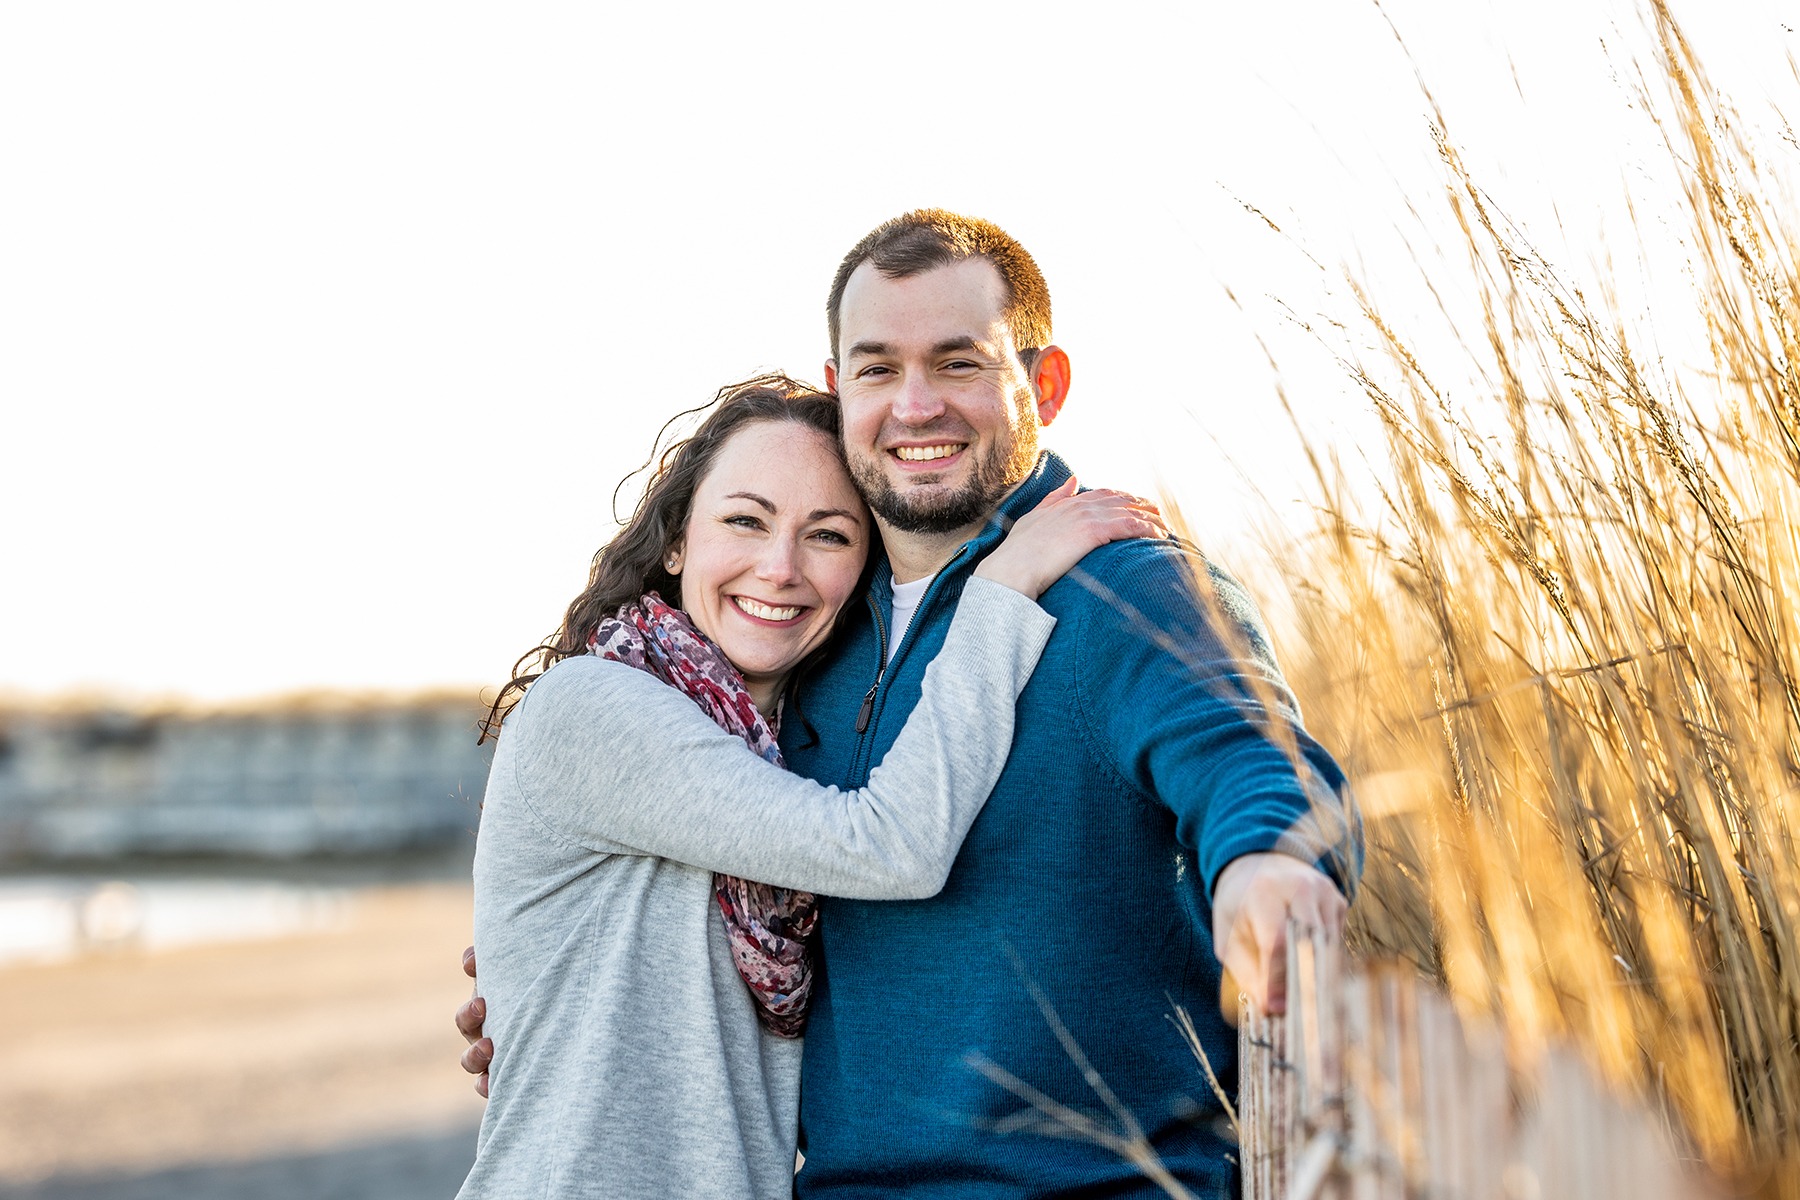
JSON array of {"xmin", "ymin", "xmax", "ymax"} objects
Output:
[{"xmin": 479, "ymin": 373, "xmax": 856, "ymax": 742}]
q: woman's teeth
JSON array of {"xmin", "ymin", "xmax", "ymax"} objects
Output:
[
  {"xmin": 734, "ymin": 597, "xmax": 803, "ymax": 621},
  {"xmin": 893, "ymin": 444, "xmax": 965, "ymax": 461}
]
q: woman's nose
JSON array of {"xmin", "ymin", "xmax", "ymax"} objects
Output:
[{"xmin": 755, "ymin": 537, "xmax": 803, "ymax": 586}]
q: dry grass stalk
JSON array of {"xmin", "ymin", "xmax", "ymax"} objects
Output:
[{"xmin": 1255, "ymin": 0, "xmax": 1800, "ymax": 1188}]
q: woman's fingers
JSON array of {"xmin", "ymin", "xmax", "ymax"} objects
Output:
[
  {"xmin": 977, "ymin": 481, "xmax": 1171, "ymax": 598},
  {"xmin": 1060, "ymin": 490, "xmax": 1168, "ymax": 543},
  {"xmin": 1034, "ymin": 476, "xmax": 1080, "ymax": 509}
]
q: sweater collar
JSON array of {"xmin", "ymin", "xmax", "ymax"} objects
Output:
[{"xmin": 980, "ymin": 449, "xmax": 1075, "ymax": 552}]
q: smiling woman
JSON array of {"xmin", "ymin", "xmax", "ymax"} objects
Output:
[
  {"xmin": 665, "ymin": 419, "xmax": 869, "ymax": 714},
  {"xmin": 479, "ymin": 376, "xmax": 864, "ymax": 740}
]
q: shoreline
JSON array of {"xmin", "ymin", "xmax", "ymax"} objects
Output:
[{"xmin": 5, "ymin": 881, "xmax": 485, "ymax": 1195}]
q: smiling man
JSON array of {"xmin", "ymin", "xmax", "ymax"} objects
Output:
[
  {"xmin": 827, "ymin": 254, "xmax": 1052, "ymax": 551},
  {"xmin": 773, "ymin": 210, "xmax": 1355, "ymax": 1196},
  {"xmin": 460, "ymin": 210, "xmax": 1355, "ymax": 1197}
]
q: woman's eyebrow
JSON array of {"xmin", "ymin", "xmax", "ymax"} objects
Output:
[
  {"xmin": 724, "ymin": 491, "xmax": 775, "ymax": 512},
  {"xmin": 809, "ymin": 507, "xmax": 861, "ymax": 522}
]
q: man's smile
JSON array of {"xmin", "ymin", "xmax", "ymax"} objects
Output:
[{"xmin": 892, "ymin": 444, "xmax": 967, "ymax": 462}]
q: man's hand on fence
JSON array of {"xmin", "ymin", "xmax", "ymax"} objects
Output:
[
  {"xmin": 457, "ymin": 945, "xmax": 492, "ymax": 1098},
  {"xmin": 1212, "ymin": 852, "xmax": 1347, "ymax": 1021}
]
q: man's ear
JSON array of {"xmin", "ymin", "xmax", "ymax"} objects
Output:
[
  {"xmin": 824, "ymin": 360, "xmax": 840, "ymax": 394},
  {"xmin": 1032, "ymin": 346, "xmax": 1071, "ymax": 426}
]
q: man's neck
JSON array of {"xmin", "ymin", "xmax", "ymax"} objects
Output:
[{"xmin": 879, "ymin": 522, "xmax": 982, "ymax": 585}]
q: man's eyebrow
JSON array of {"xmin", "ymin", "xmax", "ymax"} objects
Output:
[
  {"xmin": 845, "ymin": 336, "xmax": 994, "ymax": 359},
  {"xmin": 724, "ymin": 492, "xmax": 775, "ymax": 512}
]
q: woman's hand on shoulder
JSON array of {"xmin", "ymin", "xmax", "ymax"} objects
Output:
[{"xmin": 973, "ymin": 478, "xmax": 1168, "ymax": 600}]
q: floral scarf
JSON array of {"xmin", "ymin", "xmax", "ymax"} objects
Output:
[{"xmin": 589, "ymin": 592, "xmax": 817, "ymax": 1037}]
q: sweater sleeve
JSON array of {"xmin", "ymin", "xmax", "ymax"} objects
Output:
[
  {"xmin": 501, "ymin": 577, "xmax": 1055, "ymax": 900},
  {"xmin": 1066, "ymin": 540, "xmax": 1359, "ymax": 898}
]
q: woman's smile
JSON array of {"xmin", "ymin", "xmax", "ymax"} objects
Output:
[{"xmin": 730, "ymin": 596, "xmax": 809, "ymax": 624}]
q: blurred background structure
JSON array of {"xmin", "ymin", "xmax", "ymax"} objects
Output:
[{"xmin": 0, "ymin": 697, "xmax": 487, "ymax": 862}]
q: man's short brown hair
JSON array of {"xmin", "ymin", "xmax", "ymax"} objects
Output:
[{"xmin": 826, "ymin": 210, "xmax": 1053, "ymax": 365}]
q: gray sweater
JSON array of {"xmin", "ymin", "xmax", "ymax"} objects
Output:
[{"xmin": 458, "ymin": 578, "xmax": 1056, "ymax": 1200}]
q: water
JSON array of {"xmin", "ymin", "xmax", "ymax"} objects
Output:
[{"xmin": 0, "ymin": 875, "xmax": 355, "ymax": 967}]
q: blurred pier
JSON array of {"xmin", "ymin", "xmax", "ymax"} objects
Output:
[{"xmin": 0, "ymin": 695, "xmax": 491, "ymax": 862}]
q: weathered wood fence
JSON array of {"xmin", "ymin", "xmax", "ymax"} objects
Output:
[{"xmin": 1235, "ymin": 926, "xmax": 1724, "ymax": 1200}]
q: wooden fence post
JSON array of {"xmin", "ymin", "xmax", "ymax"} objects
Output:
[{"xmin": 1234, "ymin": 923, "xmax": 1722, "ymax": 1200}]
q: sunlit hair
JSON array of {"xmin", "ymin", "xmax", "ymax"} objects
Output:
[
  {"xmin": 825, "ymin": 209, "xmax": 1053, "ymax": 368},
  {"xmin": 479, "ymin": 373, "xmax": 850, "ymax": 741}
]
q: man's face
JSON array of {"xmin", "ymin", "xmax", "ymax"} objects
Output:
[{"xmin": 828, "ymin": 258, "xmax": 1043, "ymax": 536}]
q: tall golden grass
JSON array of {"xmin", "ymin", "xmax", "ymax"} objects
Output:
[{"xmin": 1260, "ymin": 1, "xmax": 1799, "ymax": 1186}]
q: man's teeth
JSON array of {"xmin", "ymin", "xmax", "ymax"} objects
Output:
[
  {"xmin": 894, "ymin": 444, "xmax": 965, "ymax": 462},
  {"xmin": 734, "ymin": 597, "xmax": 803, "ymax": 622}
]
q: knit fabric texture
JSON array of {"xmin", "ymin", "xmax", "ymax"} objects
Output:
[
  {"xmin": 459, "ymin": 579, "xmax": 1056, "ymax": 1200},
  {"xmin": 783, "ymin": 451, "xmax": 1357, "ymax": 1199}
]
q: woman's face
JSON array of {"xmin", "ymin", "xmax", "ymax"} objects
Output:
[{"xmin": 674, "ymin": 419, "xmax": 870, "ymax": 712}]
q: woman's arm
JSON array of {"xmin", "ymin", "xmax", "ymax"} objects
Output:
[{"xmin": 505, "ymin": 576, "xmax": 1049, "ymax": 899}]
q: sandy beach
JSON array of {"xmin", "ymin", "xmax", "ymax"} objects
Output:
[{"xmin": 2, "ymin": 881, "xmax": 486, "ymax": 1199}]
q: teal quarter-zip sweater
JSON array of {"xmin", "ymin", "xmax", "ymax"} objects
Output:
[{"xmin": 782, "ymin": 451, "xmax": 1355, "ymax": 1199}]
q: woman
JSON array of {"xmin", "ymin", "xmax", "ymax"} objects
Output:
[{"xmin": 457, "ymin": 374, "xmax": 1162, "ymax": 1199}]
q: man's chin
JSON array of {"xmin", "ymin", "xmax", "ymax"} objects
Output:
[
  {"xmin": 851, "ymin": 455, "xmax": 1008, "ymax": 535},
  {"xmin": 869, "ymin": 482, "xmax": 994, "ymax": 535}
]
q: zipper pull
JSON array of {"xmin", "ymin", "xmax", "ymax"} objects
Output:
[
  {"xmin": 856, "ymin": 681, "xmax": 878, "ymax": 733},
  {"xmin": 858, "ymin": 586, "xmax": 889, "ymax": 737}
]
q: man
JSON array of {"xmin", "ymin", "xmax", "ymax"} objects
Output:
[{"xmin": 462, "ymin": 210, "xmax": 1355, "ymax": 1195}]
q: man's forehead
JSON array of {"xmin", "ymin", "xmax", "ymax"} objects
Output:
[{"xmin": 838, "ymin": 258, "xmax": 1011, "ymax": 339}]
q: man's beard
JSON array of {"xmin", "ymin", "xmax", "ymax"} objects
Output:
[{"xmin": 849, "ymin": 426, "xmax": 1039, "ymax": 535}]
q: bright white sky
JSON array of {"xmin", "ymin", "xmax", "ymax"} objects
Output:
[{"xmin": 3, "ymin": 1, "xmax": 1794, "ymax": 701}]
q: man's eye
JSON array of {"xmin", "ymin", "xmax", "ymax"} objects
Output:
[
  {"xmin": 943, "ymin": 360, "xmax": 979, "ymax": 372},
  {"xmin": 856, "ymin": 365, "xmax": 894, "ymax": 378}
]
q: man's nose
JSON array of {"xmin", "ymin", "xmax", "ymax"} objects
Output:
[
  {"xmin": 755, "ymin": 536, "xmax": 803, "ymax": 587},
  {"xmin": 890, "ymin": 373, "xmax": 946, "ymax": 425}
]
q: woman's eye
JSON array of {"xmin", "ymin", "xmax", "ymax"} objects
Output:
[
  {"xmin": 725, "ymin": 515, "xmax": 763, "ymax": 530},
  {"xmin": 812, "ymin": 529, "xmax": 851, "ymax": 546}
]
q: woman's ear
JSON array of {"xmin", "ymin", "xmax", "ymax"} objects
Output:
[{"xmin": 663, "ymin": 539, "xmax": 684, "ymax": 575}]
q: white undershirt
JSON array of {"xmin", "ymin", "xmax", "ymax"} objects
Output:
[{"xmin": 886, "ymin": 573, "xmax": 933, "ymax": 664}]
